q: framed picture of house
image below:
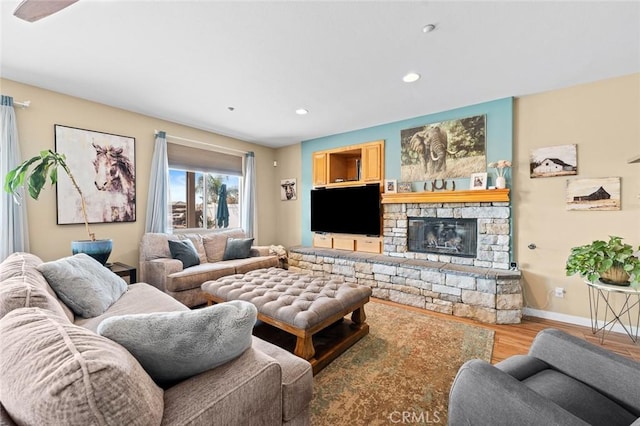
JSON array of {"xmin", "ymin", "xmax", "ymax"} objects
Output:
[
  {"xmin": 470, "ymin": 173, "xmax": 487, "ymax": 190},
  {"xmin": 530, "ymin": 144, "xmax": 577, "ymax": 178},
  {"xmin": 566, "ymin": 177, "xmax": 620, "ymax": 211},
  {"xmin": 54, "ymin": 124, "xmax": 136, "ymax": 224}
]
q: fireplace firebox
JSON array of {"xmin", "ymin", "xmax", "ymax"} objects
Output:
[{"xmin": 408, "ymin": 217, "xmax": 477, "ymax": 257}]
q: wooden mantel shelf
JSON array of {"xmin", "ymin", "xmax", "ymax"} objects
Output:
[{"xmin": 382, "ymin": 188, "xmax": 510, "ymax": 204}]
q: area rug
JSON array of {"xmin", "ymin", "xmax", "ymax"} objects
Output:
[{"xmin": 310, "ymin": 300, "xmax": 494, "ymax": 425}]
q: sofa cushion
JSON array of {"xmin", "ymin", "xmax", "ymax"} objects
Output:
[
  {"xmin": 0, "ymin": 307, "xmax": 164, "ymax": 426},
  {"xmin": 0, "ymin": 277, "xmax": 69, "ymax": 320},
  {"xmin": 226, "ymin": 256, "xmax": 280, "ymax": 274},
  {"xmin": 179, "ymin": 233, "xmax": 208, "ymax": 264},
  {"xmin": 37, "ymin": 253, "xmax": 128, "ymax": 318},
  {"xmin": 223, "ymin": 238, "xmax": 254, "ymax": 260},
  {"xmin": 166, "ymin": 263, "xmax": 237, "ymax": 292},
  {"xmin": 168, "ymin": 239, "xmax": 201, "ymax": 268},
  {"xmin": 0, "ymin": 252, "xmax": 74, "ymax": 321},
  {"xmin": 203, "ymin": 229, "xmax": 246, "ymax": 263},
  {"xmin": 139, "ymin": 232, "xmax": 175, "ymax": 261},
  {"xmin": 74, "ymin": 282, "xmax": 189, "ymax": 333},
  {"xmin": 97, "ymin": 300, "xmax": 257, "ymax": 384},
  {"xmin": 523, "ymin": 369, "xmax": 637, "ymax": 426}
]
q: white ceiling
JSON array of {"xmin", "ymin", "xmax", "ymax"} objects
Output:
[{"xmin": 1, "ymin": 1, "xmax": 639, "ymax": 148}]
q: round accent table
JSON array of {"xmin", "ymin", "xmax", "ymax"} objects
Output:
[{"xmin": 586, "ymin": 279, "xmax": 640, "ymax": 344}]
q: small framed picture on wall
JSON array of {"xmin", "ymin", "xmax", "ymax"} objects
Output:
[
  {"xmin": 385, "ymin": 179, "xmax": 397, "ymax": 193},
  {"xmin": 470, "ymin": 173, "xmax": 487, "ymax": 190}
]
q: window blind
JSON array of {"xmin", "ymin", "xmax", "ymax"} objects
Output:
[{"xmin": 167, "ymin": 142, "xmax": 243, "ymax": 176}]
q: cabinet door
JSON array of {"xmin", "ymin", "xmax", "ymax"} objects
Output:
[
  {"xmin": 313, "ymin": 152, "xmax": 328, "ymax": 186},
  {"xmin": 361, "ymin": 143, "xmax": 383, "ymax": 182}
]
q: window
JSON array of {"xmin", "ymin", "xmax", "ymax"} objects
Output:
[{"xmin": 170, "ymin": 169, "xmax": 241, "ymax": 230}]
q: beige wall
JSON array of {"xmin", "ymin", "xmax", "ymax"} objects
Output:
[
  {"xmin": 274, "ymin": 143, "xmax": 302, "ymax": 248},
  {"xmin": 1, "ymin": 78, "xmax": 279, "ymax": 266},
  {"xmin": 514, "ymin": 73, "xmax": 640, "ymax": 322}
]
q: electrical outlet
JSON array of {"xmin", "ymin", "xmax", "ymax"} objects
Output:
[{"xmin": 554, "ymin": 287, "xmax": 565, "ymax": 298}]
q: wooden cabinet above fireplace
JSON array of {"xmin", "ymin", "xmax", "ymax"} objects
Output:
[{"xmin": 312, "ymin": 140, "xmax": 384, "ymax": 187}]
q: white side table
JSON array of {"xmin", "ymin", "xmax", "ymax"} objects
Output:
[{"xmin": 586, "ymin": 279, "xmax": 640, "ymax": 344}]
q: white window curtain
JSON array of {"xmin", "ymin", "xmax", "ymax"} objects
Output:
[
  {"xmin": 145, "ymin": 131, "xmax": 170, "ymax": 233},
  {"xmin": 241, "ymin": 151, "xmax": 255, "ymax": 238},
  {"xmin": 0, "ymin": 95, "xmax": 29, "ymax": 261}
]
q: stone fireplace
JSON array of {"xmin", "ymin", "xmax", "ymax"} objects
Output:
[
  {"xmin": 408, "ymin": 217, "xmax": 477, "ymax": 257},
  {"xmin": 384, "ymin": 199, "xmax": 511, "ymax": 270}
]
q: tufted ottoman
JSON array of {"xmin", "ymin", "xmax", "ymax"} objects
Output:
[{"xmin": 202, "ymin": 267, "xmax": 371, "ymax": 374}]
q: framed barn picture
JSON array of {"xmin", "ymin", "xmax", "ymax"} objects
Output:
[
  {"xmin": 530, "ymin": 144, "xmax": 577, "ymax": 178},
  {"xmin": 566, "ymin": 177, "xmax": 620, "ymax": 211},
  {"xmin": 54, "ymin": 125, "xmax": 136, "ymax": 224}
]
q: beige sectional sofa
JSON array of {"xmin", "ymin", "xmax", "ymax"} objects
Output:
[
  {"xmin": 0, "ymin": 252, "xmax": 313, "ymax": 425},
  {"xmin": 140, "ymin": 229, "xmax": 279, "ymax": 307}
]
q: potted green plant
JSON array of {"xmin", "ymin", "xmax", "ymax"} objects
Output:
[
  {"xmin": 566, "ymin": 236, "xmax": 640, "ymax": 288},
  {"xmin": 4, "ymin": 149, "xmax": 112, "ymax": 264}
]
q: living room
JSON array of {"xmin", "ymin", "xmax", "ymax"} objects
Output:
[{"xmin": 1, "ymin": 1, "xmax": 639, "ymax": 425}]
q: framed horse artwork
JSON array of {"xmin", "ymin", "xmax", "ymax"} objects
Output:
[{"xmin": 54, "ymin": 124, "xmax": 136, "ymax": 224}]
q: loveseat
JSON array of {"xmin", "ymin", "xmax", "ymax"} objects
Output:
[
  {"xmin": 449, "ymin": 328, "xmax": 640, "ymax": 425},
  {"xmin": 139, "ymin": 229, "xmax": 280, "ymax": 307},
  {"xmin": 0, "ymin": 252, "xmax": 313, "ymax": 425}
]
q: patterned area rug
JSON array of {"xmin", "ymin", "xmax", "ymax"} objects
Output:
[{"xmin": 310, "ymin": 300, "xmax": 494, "ymax": 425}]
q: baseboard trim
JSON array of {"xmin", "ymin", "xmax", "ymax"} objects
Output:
[{"xmin": 523, "ymin": 307, "xmax": 629, "ymax": 335}]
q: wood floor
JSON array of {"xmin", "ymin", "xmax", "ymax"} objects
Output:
[{"xmin": 371, "ymin": 298, "xmax": 640, "ymax": 363}]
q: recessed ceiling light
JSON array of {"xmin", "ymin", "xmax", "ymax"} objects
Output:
[
  {"xmin": 296, "ymin": 108, "xmax": 309, "ymax": 115},
  {"xmin": 422, "ymin": 24, "xmax": 436, "ymax": 33},
  {"xmin": 403, "ymin": 72, "xmax": 421, "ymax": 83}
]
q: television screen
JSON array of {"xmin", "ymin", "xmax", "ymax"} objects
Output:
[{"xmin": 311, "ymin": 184, "xmax": 381, "ymax": 236}]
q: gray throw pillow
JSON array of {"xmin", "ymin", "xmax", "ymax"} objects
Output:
[
  {"xmin": 97, "ymin": 301, "xmax": 257, "ymax": 383},
  {"xmin": 223, "ymin": 237, "xmax": 254, "ymax": 260},
  {"xmin": 36, "ymin": 253, "xmax": 127, "ymax": 318},
  {"xmin": 168, "ymin": 239, "xmax": 200, "ymax": 268}
]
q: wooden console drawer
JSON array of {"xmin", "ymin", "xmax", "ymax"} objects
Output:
[
  {"xmin": 333, "ymin": 237, "xmax": 355, "ymax": 251},
  {"xmin": 313, "ymin": 234, "xmax": 333, "ymax": 248},
  {"xmin": 356, "ymin": 237, "xmax": 381, "ymax": 253}
]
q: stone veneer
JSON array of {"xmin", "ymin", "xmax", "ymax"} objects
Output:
[
  {"xmin": 384, "ymin": 201, "xmax": 512, "ymax": 270},
  {"xmin": 288, "ymin": 247, "xmax": 523, "ymax": 324}
]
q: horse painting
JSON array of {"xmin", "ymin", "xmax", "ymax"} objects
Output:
[{"xmin": 92, "ymin": 142, "xmax": 136, "ymax": 222}]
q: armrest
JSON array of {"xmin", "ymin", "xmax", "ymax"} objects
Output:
[
  {"xmin": 529, "ymin": 329, "xmax": 640, "ymax": 414},
  {"xmin": 249, "ymin": 245, "xmax": 272, "ymax": 257},
  {"xmin": 449, "ymin": 359, "xmax": 589, "ymax": 426},
  {"xmin": 161, "ymin": 347, "xmax": 282, "ymax": 425},
  {"xmin": 139, "ymin": 258, "xmax": 183, "ymax": 292}
]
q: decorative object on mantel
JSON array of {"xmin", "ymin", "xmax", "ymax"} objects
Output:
[
  {"xmin": 469, "ymin": 172, "xmax": 487, "ymax": 190},
  {"xmin": 566, "ymin": 177, "xmax": 620, "ymax": 211},
  {"xmin": 397, "ymin": 182, "xmax": 413, "ymax": 193},
  {"xmin": 384, "ymin": 179, "xmax": 397, "ymax": 193},
  {"xmin": 530, "ymin": 145, "xmax": 577, "ymax": 178},
  {"xmin": 424, "ymin": 179, "xmax": 455, "ymax": 192},
  {"xmin": 4, "ymin": 150, "xmax": 112, "ymax": 265},
  {"xmin": 400, "ymin": 115, "xmax": 486, "ymax": 181},
  {"xmin": 487, "ymin": 160, "xmax": 511, "ymax": 189},
  {"xmin": 566, "ymin": 235, "xmax": 640, "ymax": 288}
]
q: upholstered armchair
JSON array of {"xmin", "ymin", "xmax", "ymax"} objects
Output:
[{"xmin": 449, "ymin": 328, "xmax": 640, "ymax": 426}]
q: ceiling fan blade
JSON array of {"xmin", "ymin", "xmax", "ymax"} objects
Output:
[{"xmin": 13, "ymin": 0, "xmax": 79, "ymax": 22}]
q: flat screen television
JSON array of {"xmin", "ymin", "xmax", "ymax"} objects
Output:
[{"xmin": 311, "ymin": 184, "xmax": 381, "ymax": 236}]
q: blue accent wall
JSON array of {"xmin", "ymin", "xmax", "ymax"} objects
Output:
[{"xmin": 301, "ymin": 97, "xmax": 513, "ymax": 246}]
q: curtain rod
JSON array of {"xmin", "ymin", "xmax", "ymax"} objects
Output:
[
  {"xmin": 154, "ymin": 130, "xmax": 248, "ymax": 155},
  {"xmin": 14, "ymin": 100, "xmax": 31, "ymax": 109}
]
